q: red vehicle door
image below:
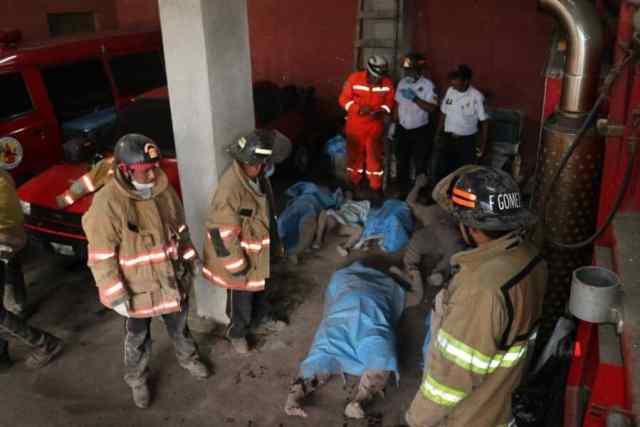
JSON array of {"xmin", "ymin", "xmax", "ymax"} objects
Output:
[{"xmin": 0, "ymin": 66, "xmax": 61, "ymax": 182}]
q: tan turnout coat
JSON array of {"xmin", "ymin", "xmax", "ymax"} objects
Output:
[
  {"xmin": 82, "ymin": 169, "xmax": 198, "ymax": 318},
  {"xmin": 202, "ymin": 161, "xmax": 270, "ymax": 292},
  {"xmin": 0, "ymin": 170, "xmax": 26, "ymax": 251},
  {"xmin": 406, "ymin": 231, "xmax": 547, "ymax": 427}
]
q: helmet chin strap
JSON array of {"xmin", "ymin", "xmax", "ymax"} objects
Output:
[{"xmin": 463, "ymin": 224, "xmax": 478, "ymax": 248}]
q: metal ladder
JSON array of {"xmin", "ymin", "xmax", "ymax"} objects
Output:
[{"xmin": 353, "ymin": 0, "xmax": 409, "ymax": 80}]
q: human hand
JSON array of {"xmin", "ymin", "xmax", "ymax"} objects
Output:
[
  {"xmin": 113, "ymin": 300, "xmax": 130, "ymax": 317},
  {"xmin": 359, "ymin": 105, "xmax": 371, "ymax": 115},
  {"xmin": 415, "ymin": 173, "xmax": 428, "ymax": 188},
  {"xmin": 400, "ymin": 88, "xmax": 417, "ymax": 101}
]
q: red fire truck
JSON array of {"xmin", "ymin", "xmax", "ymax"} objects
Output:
[
  {"xmin": 15, "ymin": 83, "xmax": 324, "ymax": 259},
  {"xmin": 0, "ymin": 28, "xmax": 165, "ymax": 183}
]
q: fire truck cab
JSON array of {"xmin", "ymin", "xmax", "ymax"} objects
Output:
[{"xmin": 0, "ymin": 28, "xmax": 165, "ymax": 183}]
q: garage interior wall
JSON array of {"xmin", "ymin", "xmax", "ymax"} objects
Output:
[
  {"xmin": 7, "ymin": 0, "xmax": 554, "ymax": 173},
  {"xmin": 116, "ymin": 0, "xmax": 159, "ymax": 29},
  {"xmin": 0, "ymin": 0, "xmax": 118, "ymax": 41}
]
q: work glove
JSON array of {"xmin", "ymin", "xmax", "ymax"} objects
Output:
[
  {"xmin": 400, "ymin": 88, "xmax": 418, "ymax": 102},
  {"xmin": 112, "ymin": 299, "xmax": 130, "ymax": 318},
  {"xmin": 0, "ymin": 244, "xmax": 14, "ymax": 262}
]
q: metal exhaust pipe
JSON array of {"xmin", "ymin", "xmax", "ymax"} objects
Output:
[{"xmin": 539, "ymin": 0, "xmax": 604, "ymax": 114}]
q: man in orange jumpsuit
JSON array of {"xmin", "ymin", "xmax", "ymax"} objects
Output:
[{"xmin": 339, "ymin": 56, "xmax": 395, "ymax": 192}]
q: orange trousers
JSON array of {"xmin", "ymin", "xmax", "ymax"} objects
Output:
[{"xmin": 345, "ymin": 120, "xmax": 384, "ymax": 190}]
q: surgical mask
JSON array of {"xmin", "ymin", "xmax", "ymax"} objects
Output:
[{"xmin": 132, "ymin": 180, "xmax": 155, "ymax": 190}]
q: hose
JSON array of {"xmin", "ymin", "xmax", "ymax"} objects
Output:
[{"xmin": 541, "ymin": 51, "xmax": 637, "ymax": 249}]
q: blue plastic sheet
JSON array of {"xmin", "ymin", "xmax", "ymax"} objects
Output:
[
  {"xmin": 358, "ymin": 199, "xmax": 414, "ymax": 252},
  {"xmin": 277, "ymin": 182, "xmax": 341, "ymax": 254},
  {"xmin": 299, "ymin": 262, "xmax": 405, "ymax": 381},
  {"xmin": 422, "ymin": 312, "xmax": 432, "ymax": 369},
  {"xmin": 325, "ymin": 134, "xmax": 347, "ymax": 158}
]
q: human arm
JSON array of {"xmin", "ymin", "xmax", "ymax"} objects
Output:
[
  {"xmin": 82, "ymin": 196, "xmax": 129, "ymax": 310},
  {"xmin": 204, "ymin": 194, "xmax": 249, "ymax": 279},
  {"xmin": 339, "ymin": 74, "xmax": 359, "ymax": 114},
  {"xmin": 476, "ymin": 93, "xmax": 490, "ymax": 157}
]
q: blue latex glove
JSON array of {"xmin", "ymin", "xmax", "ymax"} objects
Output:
[{"xmin": 400, "ymin": 88, "xmax": 417, "ymax": 101}]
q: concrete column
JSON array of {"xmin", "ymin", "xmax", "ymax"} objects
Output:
[{"xmin": 159, "ymin": 0, "xmax": 255, "ymax": 322}]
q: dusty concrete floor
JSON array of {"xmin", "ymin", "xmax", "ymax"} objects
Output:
[{"xmin": 0, "ymin": 234, "xmax": 429, "ymax": 427}]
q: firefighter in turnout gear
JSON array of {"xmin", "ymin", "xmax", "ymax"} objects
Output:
[
  {"xmin": 202, "ymin": 129, "xmax": 288, "ymax": 354},
  {"xmin": 405, "ymin": 166, "xmax": 547, "ymax": 427},
  {"xmin": 82, "ymin": 134, "xmax": 210, "ymax": 409},
  {"xmin": 339, "ymin": 55, "xmax": 395, "ymax": 192},
  {"xmin": 0, "ymin": 169, "xmax": 64, "ymax": 370}
]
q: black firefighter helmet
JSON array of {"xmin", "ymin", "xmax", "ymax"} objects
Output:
[
  {"xmin": 114, "ymin": 133, "xmax": 161, "ymax": 173},
  {"xmin": 433, "ymin": 165, "xmax": 537, "ymax": 231},
  {"xmin": 226, "ymin": 129, "xmax": 291, "ymax": 166}
]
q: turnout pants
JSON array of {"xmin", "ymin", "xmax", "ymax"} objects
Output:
[
  {"xmin": 226, "ymin": 288, "xmax": 271, "ymax": 339},
  {"xmin": 431, "ymin": 132, "xmax": 478, "ymax": 184},
  {"xmin": 0, "ymin": 260, "xmax": 53, "ymax": 358},
  {"xmin": 346, "ymin": 120, "xmax": 385, "ymax": 190},
  {"xmin": 123, "ymin": 302, "xmax": 200, "ymax": 387},
  {"xmin": 395, "ymin": 124, "xmax": 432, "ymax": 191}
]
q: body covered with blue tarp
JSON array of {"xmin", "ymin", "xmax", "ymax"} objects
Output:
[
  {"xmin": 357, "ymin": 199, "xmax": 414, "ymax": 252},
  {"xmin": 299, "ymin": 262, "xmax": 405, "ymax": 381},
  {"xmin": 277, "ymin": 182, "xmax": 340, "ymax": 253}
]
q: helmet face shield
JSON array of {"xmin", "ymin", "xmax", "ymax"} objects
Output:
[{"xmin": 367, "ymin": 55, "xmax": 389, "ymax": 78}]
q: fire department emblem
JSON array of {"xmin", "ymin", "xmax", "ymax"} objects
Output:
[
  {"xmin": 0, "ymin": 137, "xmax": 23, "ymax": 170},
  {"xmin": 144, "ymin": 143, "xmax": 159, "ymax": 160}
]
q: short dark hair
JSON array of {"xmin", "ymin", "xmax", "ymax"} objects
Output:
[{"xmin": 448, "ymin": 64, "xmax": 473, "ymax": 81}]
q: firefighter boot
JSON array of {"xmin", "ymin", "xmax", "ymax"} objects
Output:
[
  {"xmin": 131, "ymin": 383, "xmax": 151, "ymax": 409},
  {"xmin": 3, "ymin": 282, "xmax": 26, "ymax": 317},
  {"xmin": 179, "ymin": 357, "xmax": 211, "ymax": 380},
  {"xmin": 24, "ymin": 336, "xmax": 64, "ymax": 369},
  {"xmin": 230, "ymin": 337, "xmax": 250, "ymax": 354}
]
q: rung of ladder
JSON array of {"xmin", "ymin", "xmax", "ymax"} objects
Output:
[
  {"xmin": 358, "ymin": 10, "xmax": 397, "ymax": 20},
  {"xmin": 355, "ymin": 38, "xmax": 396, "ymax": 49}
]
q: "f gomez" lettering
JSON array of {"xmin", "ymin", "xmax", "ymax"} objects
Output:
[{"xmin": 488, "ymin": 193, "xmax": 520, "ymax": 211}]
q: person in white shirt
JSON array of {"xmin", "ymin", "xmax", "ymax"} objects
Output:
[
  {"xmin": 393, "ymin": 53, "xmax": 438, "ymax": 192},
  {"xmin": 432, "ymin": 64, "xmax": 489, "ymax": 183}
]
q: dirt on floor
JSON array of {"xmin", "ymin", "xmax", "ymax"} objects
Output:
[{"xmin": 0, "ymin": 231, "xmax": 430, "ymax": 427}]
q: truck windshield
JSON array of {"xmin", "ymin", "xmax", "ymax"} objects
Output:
[
  {"xmin": 41, "ymin": 59, "xmax": 114, "ymax": 123},
  {"xmin": 109, "ymin": 51, "xmax": 167, "ymax": 98}
]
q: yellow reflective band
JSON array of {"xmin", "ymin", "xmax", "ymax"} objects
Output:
[
  {"xmin": 437, "ymin": 329, "xmax": 531, "ymax": 375},
  {"xmin": 420, "ymin": 374, "xmax": 467, "ymax": 407}
]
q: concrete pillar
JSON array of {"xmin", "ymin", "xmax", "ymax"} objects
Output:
[{"xmin": 159, "ymin": 0, "xmax": 255, "ymax": 322}]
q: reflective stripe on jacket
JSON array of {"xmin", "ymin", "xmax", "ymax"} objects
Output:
[
  {"xmin": 202, "ymin": 161, "xmax": 270, "ymax": 292},
  {"xmin": 407, "ymin": 232, "xmax": 547, "ymax": 427},
  {"xmin": 57, "ymin": 157, "xmax": 115, "ymax": 208},
  {"xmin": 82, "ymin": 168, "xmax": 197, "ymax": 318}
]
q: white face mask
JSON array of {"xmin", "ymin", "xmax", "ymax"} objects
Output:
[{"xmin": 132, "ymin": 180, "xmax": 155, "ymax": 191}]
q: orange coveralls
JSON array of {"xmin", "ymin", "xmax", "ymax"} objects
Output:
[{"xmin": 338, "ymin": 71, "xmax": 394, "ymax": 190}]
